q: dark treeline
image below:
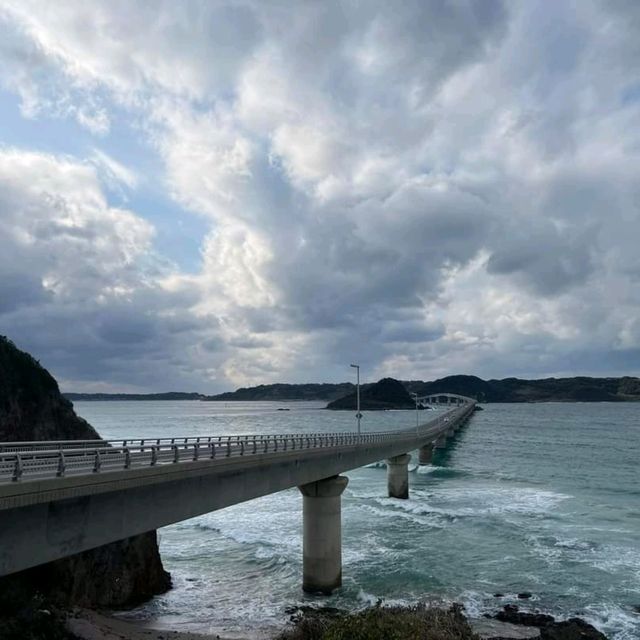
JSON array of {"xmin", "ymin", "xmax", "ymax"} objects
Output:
[{"xmin": 64, "ymin": 375, "xmax": 640, "ymax": 403}]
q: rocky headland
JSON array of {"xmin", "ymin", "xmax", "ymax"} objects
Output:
[
  {"xmin": 326, "ymin": 377, "xmax": 417, "ymax": 410},
  {"xmin": 0, "ymin": 336, "xmax": 171, "ymax": 638}
]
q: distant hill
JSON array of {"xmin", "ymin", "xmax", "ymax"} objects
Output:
[
  {"xmin": 63, "ymin": 375, "xmax": 640, "ymax": 403},
  {"xmin": 327, "ymin": 378, "xmax": 415, "ymax": 410},
  {"xmin": 65, "ymin": 392, "xmax": 207, "ymax": 401},
  {"xmin": 205, "ymin": 382, "xmax": 355, "ymax": 401},
  {"xmin": 403, "ymin": 375, "xmax": 640, "ymax": 403}
]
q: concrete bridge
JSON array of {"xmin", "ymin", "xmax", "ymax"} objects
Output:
[
  {"xmin": 0, "ymin": 397, "xmax": 476, "ymax": 594},
  {"xmin": 419, "ymin": 392, "xmax": 470, "ymax": 405}
]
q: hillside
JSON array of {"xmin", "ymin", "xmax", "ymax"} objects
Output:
[
  {"xmin": 61, "ymin": 375, "xmax": 640, "ymax": 404},
  {"xmin": 205, "ymin": 382, "xmax": 356, "ymax": 401},
  {"xmin": 404, "ymin": 375, "xmax": 640, "ymax": 403},
  {"xmin": 65, "ymin": 392, "xmax": 206, "ymax": 401}
]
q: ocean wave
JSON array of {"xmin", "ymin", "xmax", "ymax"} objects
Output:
[
  {"xmin": 582, "ymin": 602, "xmax": 640, "ymax": 640},
  {"xmin": 354, "ymin": 502, "xmax": 446, "ymax": 528}
]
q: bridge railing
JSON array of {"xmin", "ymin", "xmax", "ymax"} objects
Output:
[{"xmin": 0, "ymin": 402, "xmax": 475, "ymax": 484}]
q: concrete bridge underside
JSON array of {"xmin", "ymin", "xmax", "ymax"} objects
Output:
[{"xmin": 0, "ymin": 401, "xmax": 475, "ymax": 592}]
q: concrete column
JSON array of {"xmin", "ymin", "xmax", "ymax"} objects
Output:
[
  {"xmin": 298, "ymin": 475, "xmax": 348, "ymax": 594},
  {"xmin": 386, "ymin": 453, "xmax": 411, "ymax": 499},
  {"xmin": 418, "ymin": 443, "xmax": 433, "ymax": 465}
]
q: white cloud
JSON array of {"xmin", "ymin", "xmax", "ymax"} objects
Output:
[
  {"xmin": 0, "ymin": 1, "xmax": 639, "ymax": 389},
  {"xmin": 90, "ymin": 148, "xmax": 138, "ymax": 191}
]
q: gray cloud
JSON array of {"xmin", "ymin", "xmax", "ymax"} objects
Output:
[{"xmin": 0, "ymin": 1, "xmax": 638, "ymax": 389}]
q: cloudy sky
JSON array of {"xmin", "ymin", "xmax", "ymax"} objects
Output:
[{"xmin": 0, "ymin": 1, "xmax": 638, "ymax": 392}]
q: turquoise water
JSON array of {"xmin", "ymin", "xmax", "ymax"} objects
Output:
[{"xmin": 75, "ymin": 401, "xmax": 640, "ymax": 639}]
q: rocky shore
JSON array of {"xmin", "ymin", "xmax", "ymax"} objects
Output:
[{"xmin": 277, "ymin": 602, "xmax": 609, "ymax": 640}]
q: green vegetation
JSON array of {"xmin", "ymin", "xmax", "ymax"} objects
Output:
[{"xmin": 280, "ymin": 604, "xmax": 478, "ymax": 640}]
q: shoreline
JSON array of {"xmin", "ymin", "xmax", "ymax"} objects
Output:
[
  {"xmin": 64, "ymin": 601, "xmax": 612, "ymax": 640},
  {"xmin": 66, "ymin": 608, "xmax": 262, "ymax": 640}
]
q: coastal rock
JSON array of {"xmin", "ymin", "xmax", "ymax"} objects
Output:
[
  {"xmin": 496, "ymin": 605, "xmax": 555, "ymax": 627},
  {"xmin": 471, "ymin": 617, "xmax": 541, "ymax": 639},
  {"xmin": 540, "ymin": 618, "xmax": 607, "ymax": 640},
  {"xmin": 493, "ymin": 606, "xmax": 608, "ymax": 640},
  {"xmin": 0, "ymin": 336, "xmax": 171, "ymax": 607}
]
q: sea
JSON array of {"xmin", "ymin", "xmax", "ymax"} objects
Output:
[{"xmin": 74, "ymin": 401, "xmax": 640, "ymax": 640}]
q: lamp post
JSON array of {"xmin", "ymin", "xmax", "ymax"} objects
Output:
[
  {"xmin": 411, "ymin": 392, "xmax": 419, "ymax": 436},
  {"xmin": 350, "ymin": 364, "xmax": 361, "ymax": 436}
]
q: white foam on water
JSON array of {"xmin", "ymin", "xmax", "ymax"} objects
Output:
[
  {"xmin": 411, "ymin": 486, "xmax": 572, "ymax": 518},
  {"xmin": 354, "ymin": 503, "xmax": 445, "ymax": 529},
  {"xmin": 416, "ymin": 465, "xmax": 443, "ymax": 474},
  {"xmin": 553, "ymin": 537, "xmax": 598, "ymax": 552},
  {"xmin": 581, "ymin": 602, "xmax": 640, "ymax": 640},
  {"xmin": 346, "ymin": 487, "xmax": 389, "ymax": 500},
  {"xmin": 357, "ymin": 589, "xmax": 381, "ymax": 606},
  {"xmin": 589, "ymin": 546, "xmax": 640, "ymax": 574},
  {"xmin": 355, "ymin": 589, "xmax": 413, "ymax": 608}
]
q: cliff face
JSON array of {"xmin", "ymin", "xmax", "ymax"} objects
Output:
[
  {"xmin": 0, "ymin": 336, "xmax": 171, "ymax": 607},
  {"xmin": 0, "ymin": 337, "xmax": 101, "ymax": 442}
]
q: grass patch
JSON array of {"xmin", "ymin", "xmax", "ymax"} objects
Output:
[{"xmin": 280, "ymin": 603, "xmax": 479, "ymax": 640}]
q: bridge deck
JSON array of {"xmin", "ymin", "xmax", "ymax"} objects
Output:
[{"xmin": 0, "ymin": 399, "xmax": 475, "ymax": 576}]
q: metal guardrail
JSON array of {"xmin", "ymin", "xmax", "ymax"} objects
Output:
[{"xmin": 0, "ymin": 401, "xmax": 475, "ymax": 484}]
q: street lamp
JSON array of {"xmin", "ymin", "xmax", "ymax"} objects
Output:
[
  {"xmin": 350, "ymin": 364, "xmax": 361, "ymax": 436},
  {"xmin": 411, "ymin": 392, "xmax": 419, "ymax": 435}
]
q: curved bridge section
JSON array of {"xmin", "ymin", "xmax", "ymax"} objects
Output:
[
  {"xmin": 419, "ymin": 392, "xmax": 470, "ymax": 405},
  {"xmin": 0, "ymin": 396, "xmax": 476, "ymax": 592}
]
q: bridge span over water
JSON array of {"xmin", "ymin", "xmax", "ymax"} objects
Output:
[{"xmin": 0, "ymin": 396, "xmax": 476, "ymax": 593}]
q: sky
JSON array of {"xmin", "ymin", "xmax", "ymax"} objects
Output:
[{"xmin": 0, "ymin": 1, "xmax": 638, "ymax": 393}]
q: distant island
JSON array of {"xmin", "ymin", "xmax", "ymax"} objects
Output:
[
  {"xmin": 64, "ymin": 392, "xmax": 208, "ymax": 401},
  {"xmin": 64, "ymin": 374, "xmax": 640, "ymax": 404},
  {"xmin": 205, "ymin": 382, "xmax": 355, "ymax": 402},
  {"xmin": 327, "ymin": 377, "xmax": 416, "ymax": 410}
]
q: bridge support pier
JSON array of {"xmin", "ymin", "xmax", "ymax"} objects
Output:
[
  {"xmin": 299, "ymin": 475, "xmax": 348, "ymax": 594},
  {"xmin": 386, "ymin": 453, "xmax": 411, "ymax": 499},
  {"xmin": 418, "ymin": 444, "xmax": 433, "ymax": 465}
]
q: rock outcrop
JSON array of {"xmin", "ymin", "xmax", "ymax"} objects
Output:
[
  {"xmin": 493, "ymin": 605, "xmax": 608, "ymax": 640},
  {"xmin": 0, "ymin": 336, "xmax": 171, "ymax": 607},
  {"xmin": 327, "ymin": 377, "xmax": 416, "ymax": 410}
]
